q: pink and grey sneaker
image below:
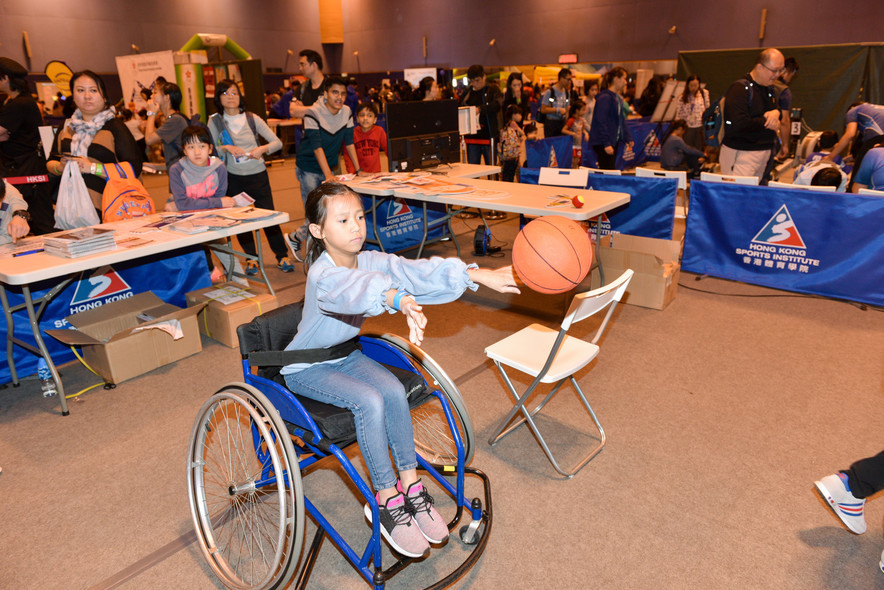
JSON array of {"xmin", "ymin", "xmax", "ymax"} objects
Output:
[
  {"xmin": 815, "ymin": 472, "xmax": 867, "ymax": 534},
  {"xmin": 399, "ymin": 479, "xmax": 449, "ymax": 544},
  {"xmin": 364, "ymin": 492, "xmax": 429, "ymax": 558}
]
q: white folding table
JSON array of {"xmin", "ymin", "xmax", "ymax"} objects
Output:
[
  {"xmin": 348, "ymin": 175, "xmax": 630, "ymax": 258},
  {"xmin": 0, "ymin": 209, "xmax": 289, "ymax": 415}
]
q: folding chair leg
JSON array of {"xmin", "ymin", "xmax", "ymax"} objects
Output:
[{"xmin": 488, "ymin": 364, "xmax": 606, "ymax": 478}]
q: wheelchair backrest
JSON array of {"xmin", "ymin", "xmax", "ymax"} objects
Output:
[
  {"xmin": 237, "ymin": 301, "xmax": 304, "ymax": 357},
  {"xmin": 237, "ymin": 301, "xmax": 304, "ymax": 381}
]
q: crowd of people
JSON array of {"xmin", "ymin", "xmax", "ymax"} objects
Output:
[
  {"xmin": 1, "ymin": 46, "xmax": 883, "ymax": 254},
  {"xmin": 2, "ymin": 45, "xmax": 884, "ymax": 569}
]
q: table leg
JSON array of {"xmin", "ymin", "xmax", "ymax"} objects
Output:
[
  {"xmin": 208, "ymin": 232, "xmax": 275, "ymax": 296},
  {"xmin": 592, "ymin": 214, "xmax": 606, "ymax": 286},
  {"xmin": 21, "ymin": 284, "xmax": 69, "ymax": 416},
  {"xmin": 0, "ymin": 284, "xmax": 19, "ymax": 386},
  {"xmin": 415, "ymin": 202, "xmax": 430, "ymax": 258},
  {"xmin": 369, "ymin": 196, "xmax": 386, "ymax": 253}
]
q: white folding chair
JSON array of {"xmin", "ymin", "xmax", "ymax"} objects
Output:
[
  {"xmin": 581, "ymin": 166, "xmax": 622, "ymax": 176},
  {"xmin": 858, "ymin": 188, "xmax": 884, "ymax": 197},
  {"xmin": 700, "ymin": 171, "xmax": 759, "ymax": 185},
  {"xmin": 768, "ymin": 180, "xmax": 837, "ymax": 192},
  {"xmin": 538, "ymin": 167, "xmax": 589, "ymax": 187},
  {"xmin": 635, "ymin": 166, "xmax": 687, "ymax": 190},
  {"xmin": 485, "ymin": 269, "xmax": 634, "ymax": 478}
]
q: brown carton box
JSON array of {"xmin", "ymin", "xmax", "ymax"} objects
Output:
[
  {"xmin": 185, "ymin": 282, "xmax": 279, "ymax": 348},
  {"xmin": 46, "ymin": 292, "xmax": 205, "ymax": 384},
  {"xmin": 591, "ymin": 233, "xmax": 681, "ymax": 310}
]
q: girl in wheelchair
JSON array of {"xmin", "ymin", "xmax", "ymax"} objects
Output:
[{"xmin": 280, "ymin": 182, "xmax": 519, "ymax": 558}]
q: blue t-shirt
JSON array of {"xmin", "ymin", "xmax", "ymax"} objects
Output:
[
  {"xmin": 853, "ymin": 147, "xmax": 884, "ymax": 190},
  {"xmin": 846, "ymin": 103, "xmax": 884, "ymax": 143}
]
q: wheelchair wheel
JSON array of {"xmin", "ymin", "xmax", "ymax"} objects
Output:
[
  {"xmin": 368, "ymin": 333, "xmax": 475, "ymax": 466},
  {"xmin": 187, "ymin": 383, "xmax": 304, "ymax": 590}
]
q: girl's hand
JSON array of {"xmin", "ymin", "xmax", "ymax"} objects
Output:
[
  {"xmin": 400, "ymin": 297, "xmax": 427, "ymax": 345},
  {"xmin": 220, "ymin": 197, "xmax": 235, "ymax": 207},
  {"xmin": 469, "ymin": 266, "xmax": 521, "ymax": 294}
]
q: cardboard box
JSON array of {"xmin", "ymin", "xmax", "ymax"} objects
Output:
[
  {"xmin": 591, "ymin": 233, "xmax": 681, "ymax": 310},
  {"xmin": 46, "ymin": 292, "xmax": 204, "ymax": 384},
  {"xmin": 185, "ymin": 282, "xmax": 279, "ymax": 348}
]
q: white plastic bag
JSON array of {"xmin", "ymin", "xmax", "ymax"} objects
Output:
[{"xmin": 55, "ymin": 160, "xmax": 100, "ymax": 229}]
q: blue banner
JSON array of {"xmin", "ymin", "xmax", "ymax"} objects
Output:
[
  {"xmin": 362, "ymin": 196, "xmax": 447, "ymax": 252},
  {"xmin": 1, "ymin": 248, "xmax": 211, "ymax": 384},
  {"xmin": 576, "ymin": 120, "xmax": 667, "ymax": 170},
  {"xmin": 520, "ymin": 168, "xmax": 676, "ymax": 239},
  {"xmin": 683, "ymin": 181, "xmax": 884, "ymax": 306},
  {"xmin": 526, "ymin": 136, "xmax": 573, "ymax": 169}
]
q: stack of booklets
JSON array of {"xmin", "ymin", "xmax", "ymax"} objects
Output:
[{"xmin": 43, "ymin": 227, "xmax": 117, "ymax": 258}]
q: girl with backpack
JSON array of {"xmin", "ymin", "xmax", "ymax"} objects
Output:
[
  {"xmin": 676, "ymin": 75, "xmax": 710, "ymax": 153},
  {"xmin": 208, "ymin": 80, "xmax": 292, "ymax": 273}
]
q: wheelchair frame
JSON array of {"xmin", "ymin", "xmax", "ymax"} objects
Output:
[{"xmin": 187, "ymin": 331, "xmax": 492, "ymax": 590}]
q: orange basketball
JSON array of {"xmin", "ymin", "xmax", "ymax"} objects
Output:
[{"xmin": 512, "ymin": 216, "xmax": 594, "ymax": 294}]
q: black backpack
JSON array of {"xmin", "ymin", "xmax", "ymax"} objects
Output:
[
  {"xmin": 704, "ymin": 78, "xmax": 757, "ymax": 148},
  {"xmin": 702, "ymin": 99, "xmax": 724, "ymax": 147}
]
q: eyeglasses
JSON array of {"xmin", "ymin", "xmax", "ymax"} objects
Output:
[
  {"xmin": 761, "ymin": 63, "xmax": 785, "ymax": 75},
  {"xmin": 221, "ymin": 90, "xmax": 239, "ymax": 97}
]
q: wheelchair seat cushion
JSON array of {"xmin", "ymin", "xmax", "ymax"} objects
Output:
[
  {"xmin": 237, "ymin": 302, "xmax": 431, "ymax": 447},
  {"xmin": 274, "ymin": 364, "xmax": 429, "ymax": 447}
]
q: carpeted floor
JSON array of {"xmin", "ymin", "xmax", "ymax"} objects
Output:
[{"xmin": 1, "ymin": 162, "xmax": 883, "ymax": 590}]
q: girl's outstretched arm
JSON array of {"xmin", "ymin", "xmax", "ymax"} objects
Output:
[{"xmin": 467, "ymin": 266, "xmax": 521, "ymax": 294}]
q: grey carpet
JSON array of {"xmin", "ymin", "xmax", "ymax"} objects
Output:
[{"xmin": 1, "ymin": 164, "xmax": 882, "ymax": 589}]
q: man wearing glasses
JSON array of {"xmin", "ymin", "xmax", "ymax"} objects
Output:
[{"xmin": 720, "ymin": 48, "xmax": 784, "ymax": 182}]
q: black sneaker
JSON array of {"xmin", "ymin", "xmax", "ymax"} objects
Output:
[
  {"xmin": 364, "ymin": 492, "xmax": 430, "ymax": 558},
  {"xmin": 286, "ymin": 232, "xmax": 304, "ymax": 262}
]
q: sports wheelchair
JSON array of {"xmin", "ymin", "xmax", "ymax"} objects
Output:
[{"xmin": 186, "ymin": 303, "xmax": 492, "ymax": 589}]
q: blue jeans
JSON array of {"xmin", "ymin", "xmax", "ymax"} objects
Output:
[
  {"xmin": 466, "ymin": 143, "xmax": 492, "ymax": 166},
  {"xmin": 283, "ymin": 350, "xmax": 416, "ymax": 491},
  {"xmin": 295, "ymin": 167, "xmax": 326, "ymax": 240}
]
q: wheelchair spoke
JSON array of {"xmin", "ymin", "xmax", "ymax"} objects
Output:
[{"xmin": 188, "ymin": 387, "xmax": 303, "ymax": 590}]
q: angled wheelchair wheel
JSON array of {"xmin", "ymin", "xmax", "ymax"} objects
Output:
[
  {"xmin": 187, "ymin": 383, "xmax": 304, "ymax": 590},
  {"xmin": 367, "ymin": 333, "xmax": 475, "ymax": 466}
]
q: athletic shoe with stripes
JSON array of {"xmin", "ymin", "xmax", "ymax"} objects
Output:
[
  {"xmin": 364, "ymin": 492, "xmax": 429, "ymax": 558},
  {"xmin": 286, "ymin": 232, "xmax": 304, "ymax": 263},
  {"xmin": 399, "ymin": 479, "xmax": 449, "ymax": 544},
  {"xmin": 815, "ymin": 472, "xmax": 867, "ymax": 534}
]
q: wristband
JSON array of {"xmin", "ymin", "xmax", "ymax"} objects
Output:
[
  {"xmin": 146, "ymin": 111, "xmax": 156, "ymax": 117},
  {"xmin": 392, "ymin": 290, "xmax": 410, "ymax": 311},
  {"xmin": 89, "ymin": 162, "xmax": 104, "ymax": 176}
]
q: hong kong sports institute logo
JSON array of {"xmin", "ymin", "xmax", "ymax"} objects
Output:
[
  {"xmin": 69, "ymin": 267, "xmax": 133, "ymax": 312},
  {"xmin": 751, "ymin": 204, "xmax": 806, "ymax": 248},
  {"xmin": 735, "ymin": 204, "xmax": 819, "ymax": 274},
  {"xmin": 387, "ymin": 198, "xmax": 413, "ymax": 218}
]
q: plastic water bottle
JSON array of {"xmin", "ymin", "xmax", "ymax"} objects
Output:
[{"xmin": 36, "ymin": 358, "xmax": 57, "ymax": 398}]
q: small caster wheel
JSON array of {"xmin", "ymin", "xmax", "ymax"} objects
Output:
[
  {"xmin": 103, "ymin": 383, "xmax": 116, "ymax": 390},
  {"xmin": 459, "ymin": 524, "xmax": 479, "ymax": 545}
]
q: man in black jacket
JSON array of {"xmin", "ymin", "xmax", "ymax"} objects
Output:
[
  {"xmin": 720, "ymin": 48, "xmax": 784, "ymax": 183},
  {"xmin": 460, "ymin": 64, "xmax": 501, "ymax": 166}
]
